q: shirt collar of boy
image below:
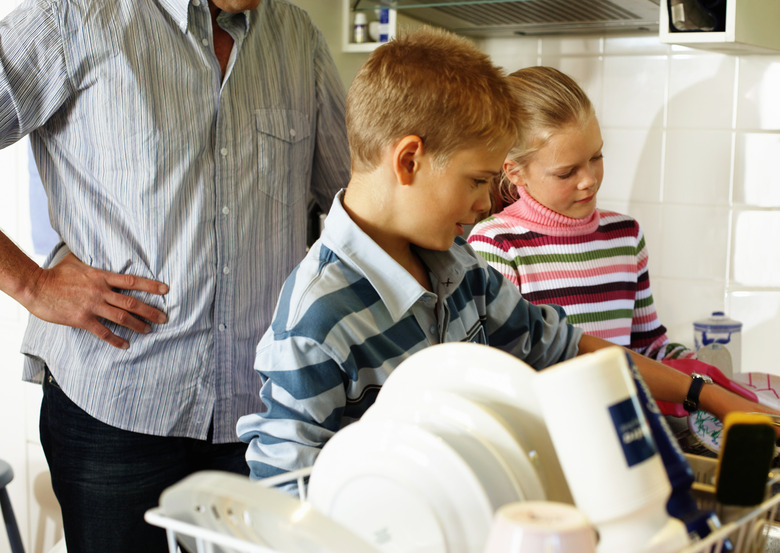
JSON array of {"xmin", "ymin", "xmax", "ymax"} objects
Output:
[{"xmin": 321, "ymin": 191, "xmax": 469, "ymax": 322}]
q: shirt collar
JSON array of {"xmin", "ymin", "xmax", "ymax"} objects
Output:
[
  {"xmin": 321, "ymin": 190, "xmax": 467, "ymax": 321},
  {"xmin": 157, "ymin": 0, "xmax": 191, "ymax": 33},
  {"xmin": 156, "ymin": 0, "xmax": 252, "ymax": 35}
]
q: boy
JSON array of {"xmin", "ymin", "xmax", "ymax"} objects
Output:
[{"xmin": 237, "ymin": 27, "xmax": 776, "ymax": 481}]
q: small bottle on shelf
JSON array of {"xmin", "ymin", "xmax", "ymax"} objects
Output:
[
  {"xmin": 377, "ymin": 8, "xmax": 390, "ymax": 43},
  {"xmin": 353, "ymin": 12, "xmax": 368, "ymax": 44}
]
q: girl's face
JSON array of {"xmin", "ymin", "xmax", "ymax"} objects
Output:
[{"xmin": 506, "ymin": 116, "xmax": 604, "ymax": 219}]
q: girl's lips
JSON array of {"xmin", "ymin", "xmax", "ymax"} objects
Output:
[{"xmin": 576, "ymin": 195, "xmax": 595, "ymax": 204}]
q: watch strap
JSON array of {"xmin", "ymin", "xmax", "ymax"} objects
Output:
[{"xmin": 683, "ymin": 373, "xmax": 711, "ymax": 413}]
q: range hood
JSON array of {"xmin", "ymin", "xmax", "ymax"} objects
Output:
[{"xmin": 360, "ymin": 0, "xmax": 661, "ymax": 37}]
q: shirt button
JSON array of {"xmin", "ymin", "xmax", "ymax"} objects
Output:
[
  {"xmin": 429, "ymin": 325, "xmax": 437, "ymax": 335},
  {"xmin": 201, "ymin": 38, "xmax": 208, "ymax": 46},
  {"xmin": 222, "ymin": 206, "xmax": 230, "ymax": 215},
  {"xmin": 222, "ymin": 266, "xmax": 230, "ymax": 275},
  {"xmin": 192, "ymin": 0, "xmax": 199, "ymax": 5},
  {"xmin": 220, "ymin": 147, "xmax": 228, "ymax": 156},
  {"xmin": 218, "ymin": 324, "xmax": 227, "ymax": 332},
  {"xmin": 289, "ymin": 128, "xmax": 296, "ymax": 138}
]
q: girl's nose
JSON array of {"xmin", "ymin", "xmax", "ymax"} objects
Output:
[{"xmin": 578, "ymin": 168, "xmax": 599, "ymax": 190}]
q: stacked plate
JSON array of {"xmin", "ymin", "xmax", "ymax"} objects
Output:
[{"xmin": 307, "ymin": 342, "xmax": 572, "ymax": 553}]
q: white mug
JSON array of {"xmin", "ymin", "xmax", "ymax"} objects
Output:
[{"xmin": 482, "ymin": 501, "xmax": 597, "ymax": 553}]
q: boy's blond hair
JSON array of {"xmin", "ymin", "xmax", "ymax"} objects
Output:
[
  {"xmin": 346, "ymin": 27, "xmax": 518, "ymax": 173},
  {"xmin": 492, "ymin": 66, "xmax": 595, "ymax": 211}
]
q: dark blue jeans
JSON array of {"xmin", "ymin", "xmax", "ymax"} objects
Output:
[{"xmin": 39, "ymin": 367, "xmax": 249, "ymax": 553}]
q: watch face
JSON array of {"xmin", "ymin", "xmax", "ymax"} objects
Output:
[{"xmin": 691, "ymin": 372, "xmax": 714, "ymax": 384}]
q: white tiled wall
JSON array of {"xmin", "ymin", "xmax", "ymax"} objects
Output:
[{"xmin": 3, "ymin": 2, "xmax": 780, "ymax": 552}]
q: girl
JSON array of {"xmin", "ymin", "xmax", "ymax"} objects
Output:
[{"xmin": 468, "ymin": 66, "xmax": 691, "ymax": 362}]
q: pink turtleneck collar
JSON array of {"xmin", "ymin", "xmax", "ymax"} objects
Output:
[{"xmin": 501, "ymin": 186, "xmax": 601, "ymax": 237}]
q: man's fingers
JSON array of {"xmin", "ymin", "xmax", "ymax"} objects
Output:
[
  {"xmin": 107, "ymin": 290, "xmax": 167, "ymax": 325},
  {"xmin": 85, "ymin": 320, "xmax": 130, "ymax": 350},
  {"xmin": 104, "ymin": 271, "xmax": 169, "ymax": 295}
]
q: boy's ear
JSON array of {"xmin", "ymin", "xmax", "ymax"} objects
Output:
[
  {"xmin": 393, "ymin": 135, "xmax": 424, "ymax": 185},
  {"xmin": 503, "ymin": 160, "xmax": 526, "ymax": 187}
]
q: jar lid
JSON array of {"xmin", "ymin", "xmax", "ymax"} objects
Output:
[
  {"xmin": 694, "ymin": 311, "xmax": 742, "ymax": 331},
  {"xmin": 354, "ymin": 12, "xmax": 367, "ymax": 24}
]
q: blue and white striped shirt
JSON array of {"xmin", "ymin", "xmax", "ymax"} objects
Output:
[
  {"xmin": 237, "ymin": 191, "xmax": 582, "ymax": 479},
  {"xmin": 2, "ymin": 0, "xmax": 349, "ymax": 442}
]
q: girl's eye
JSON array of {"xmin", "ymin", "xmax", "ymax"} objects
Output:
[
  {"xmin": 557, "ymin": 171, "xmax": 574, "ymax": 180},
  {"xmin": 592, "ymin": 154, "xmax": 604, "ymax": 161},
  {"xmin": 473, "ymin": 179, "xmax": 489, "ymax": 187}
]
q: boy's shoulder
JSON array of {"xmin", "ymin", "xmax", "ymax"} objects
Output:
[{"xmin": 269, "ymin": 239, "xmax": 389, "ymax": 339}]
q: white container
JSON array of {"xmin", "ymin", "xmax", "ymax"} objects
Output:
[
  {"xmin": 352, "ymin": 12, "xmax": 368, "ymax": 44},
  {"xmin": 534, "ymin": 347, "xmax": 689, "ymax": 553},
  {"xmin": 482, "ymin": 501, "xmax": 597, "ymax": 553},
  {"xmin": 377, "ymin": 8, "xmax": 390, "ymax": 43},
  {"xmin": 693, "ymin": 311, "xmax": 742, "ymax": 374}
]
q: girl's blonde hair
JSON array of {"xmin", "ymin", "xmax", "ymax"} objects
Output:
[
  {"xmin": 491, "ymin": 66, "xmax": 595, "ymax": 213},
  {"xmin": 346, "ymin": 27, "xmax": 519, "ymax": 173}
]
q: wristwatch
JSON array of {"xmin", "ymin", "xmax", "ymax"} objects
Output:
[{"xmin": 683, "ymin": 372, "xmax": 714, "ymax": 413}]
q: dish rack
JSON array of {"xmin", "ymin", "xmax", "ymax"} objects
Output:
[
  {"xmin": 677, "ymin": 454, "xmax": 780, "ymax": 553},
  {"xmin": 145, "ymin": 459, "xmax": 780, "ymax": 553}
]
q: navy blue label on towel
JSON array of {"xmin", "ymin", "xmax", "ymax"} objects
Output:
[{"xmin": 608, "ymin": 396, "xmax": 656, "ymax": 467}]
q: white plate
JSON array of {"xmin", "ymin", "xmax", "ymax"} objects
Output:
[
  {"xmin": 157, "ymin": 470, "xmax": 381, "ymax": 553},
  {"xmin": 687, "ymin": 410, "xmax": 722, "ymax": 453},
  {"xmin": 689, "ymin": 372, "xmax": 780, "ymax": 454},
  {"xmin": 377, "ymin": 341, "xmax": 573, "ymax": 503},
  {"xmin": 308, "ymin": 417, "xmax": 499, "ymax": 553},
  {"xmin": 364, "ymin": 387, "xmax": 545, "ymax": 501},
  {"xmin": 733, "ymin": 372, "xmax": 780, "ymax": 412}
]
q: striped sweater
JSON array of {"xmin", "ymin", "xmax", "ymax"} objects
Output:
[{"xmin": 468, "ymin": 187, "xmax": 692, "ymax": 361}]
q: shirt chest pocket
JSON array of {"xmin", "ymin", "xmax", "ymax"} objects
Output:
[{"xmin": 255, "ymin": 109, "xmax": 313, "ymax": 206}]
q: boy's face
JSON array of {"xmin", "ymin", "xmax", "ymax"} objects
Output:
[
  {"xmin": 407, "ymin": 143, "xmax": 508, "ymax": 251},
  {"xmin": 508, "ymin": 117, "xmax": 604, "ymax": 219}
]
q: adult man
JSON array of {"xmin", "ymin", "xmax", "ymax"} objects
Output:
[{"xmin": 0, "ymin": 0, "xmax": 349, "ymax": 550}]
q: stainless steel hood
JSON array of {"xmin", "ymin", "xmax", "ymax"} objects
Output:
[{"xmin": 366, "ymin": 0, "xmax": 661, "ymax": 37}]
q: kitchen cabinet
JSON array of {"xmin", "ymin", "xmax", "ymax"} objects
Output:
[{"xmin": 659, "ymin": 0, "xmax": 780, "ymax": 54}]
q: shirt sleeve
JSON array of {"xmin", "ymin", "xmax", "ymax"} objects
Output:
[
  {"xmin": 0, "ymin": 0, "xmax": 72, "ymax": 147},
  {"xmin": 477, "ymin": 255, "xmax": 582, "ymax": 370},
  {"xmin": 468, "ymin": 218, "xmax": 524, "ymax": 288},
  {"xmin": 236, "ymin": 332, "xmax": 345, "ymax": 482}
]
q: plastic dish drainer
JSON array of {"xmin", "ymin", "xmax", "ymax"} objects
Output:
[{"xmin": 145, "ymin": 457, "xmax": 780, "ymax": 553}]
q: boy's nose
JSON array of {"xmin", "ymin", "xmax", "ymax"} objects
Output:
[{"xmin": 475, "ymin": 186, "xmax": 492, "ymax": 213}]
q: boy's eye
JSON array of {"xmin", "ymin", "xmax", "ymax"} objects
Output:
[{"xmin": 473, "ymin": 179, "xmax": 489, "ymax": 187}]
